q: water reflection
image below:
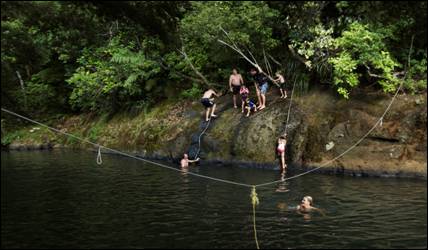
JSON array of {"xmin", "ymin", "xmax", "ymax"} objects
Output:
[
  {"xmin": 180, "ymin": 166, "xmax": 190, "ymax": 184},
  {"xmin": 275, "ymin": 170, "xmax": 289, "ymax": 193}
]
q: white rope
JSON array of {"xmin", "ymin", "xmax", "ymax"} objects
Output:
[
  {"xmin": 285, "ymin": 77, "xmax": 297, "ymax": 128},
  {"xmin": 96, "ymin": 146, "xmax": 103, "ymax": 165},
  {"xmin": 255, "ymin": 33, "xmax": 414, "ymax": 188},
  {"xmin": 193, "ymin": 118, "xmax": 212, "ymax": 160},
  {"xmin": 1, "ymin": 108, "xmax": 253, "ymax": 188},
  {"xmin": 256, "ymin": 81, "xmax": 403, "ymax": 188},
  {"xmin": 267, "ymin": 53, "xmax": 282, "ymax": 67}
]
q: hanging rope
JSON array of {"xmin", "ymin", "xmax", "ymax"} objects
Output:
[
  {"xmin": 193, "ymin": 118, "xmax": 212, "ymax": 160},
  {"xmin": 254, "ymin": 33, "xmax": 414, "ymax": 188},
  {"xmin": 0, "ymin": 108, "xmax": 253, "ymax": 188},
  {"xmin": 96, "ymin": 146, "xmax": 103, "ymax": 165},
  {"xmin": 285, "ymin": 74, "xmax": 297, "ymax": 131},
  {"xmin": 0, "ymin": 34, "xmax": 413, "ymax": 249},
  {"xmin": 250, "ymin": 186, "xmax": 260, "ymax": 249},
  {"xmin": 256, "ymin": 78, "xmax": 403, "ymax": 188}
]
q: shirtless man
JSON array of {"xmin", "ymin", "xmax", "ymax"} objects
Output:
[
  {"xmin": 229, "ymin": 68, "xmax": 244, "ymax": 109},
  {"xmin": 180, "ymin": 153, "xmax": 199, "ymax": 168},
  {"xmin": 200, "ymin": 89, "xmax": 219, "ymax": 122}
]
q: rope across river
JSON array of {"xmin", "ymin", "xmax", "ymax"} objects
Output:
[
  {"xmin": 1, "ymin": 32, "xmax": 411, "ymax": 248},
  {"xmin": 1, "ymin": 79, "xmax": 402, "ymax": 248}
]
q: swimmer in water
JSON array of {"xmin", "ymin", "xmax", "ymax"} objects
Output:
[
  {"xmin": 295, "ymin": 196, "xmax": 325, "ymax": 217},
  {"xmin": 180, "ymin": 153, "xmax": 200, "ymax": 168}
]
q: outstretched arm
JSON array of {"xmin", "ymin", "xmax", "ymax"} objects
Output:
[{"xmin": 188, "ymin": 157, "xmax": 200, "ymax": 163}]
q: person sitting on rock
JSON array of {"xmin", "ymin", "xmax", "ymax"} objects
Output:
[
  {"xmin": 201, "ymin": 89, "xmax": 219, "ymax": 122},
  {"xmin": 244, "ymin": 98, "xmax": 257, "ymax": 117},
  {"xmin": 180, "ymin": 153, "xmax": 200, "ymax": 168},
  {"xmin": 277, "ymin": 134, "xmax": 287, "ymax": 170}
]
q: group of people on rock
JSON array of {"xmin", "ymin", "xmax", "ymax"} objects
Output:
[
  {"xmin": 200, "ymin": 67, "xmax": 287, "ymax": 121},
  {"xmin": 181, "ymin": 67, "xmax": 289, "ymax": 170},
  {"xmin": 179, "ymin": 67, "xmax": 323, "ymax": 216}
]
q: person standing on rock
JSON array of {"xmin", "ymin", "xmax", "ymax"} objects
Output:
[
  {"xmin": 250, "ymin": 67, "xmax": 269, "ymax": 110},
  {"xmin": 229, "ymin": 68, "xmax": 244, "ymax": 109},
  {"xmin": 273, "ymin": 71, "xmax": 287, "ymax": 99},
  {"xmin": 201, "ymin": 89, "xmax": 219, "ymax": 122}
]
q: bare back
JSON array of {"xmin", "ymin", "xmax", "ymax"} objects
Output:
[{"xmin": 202, "ymin": 89, "xmax": 216, "ymax": 99}]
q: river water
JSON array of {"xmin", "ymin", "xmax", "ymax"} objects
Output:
[{"xmin": 1, "ymin": 150, "xmax": 426, "ymax": 248}]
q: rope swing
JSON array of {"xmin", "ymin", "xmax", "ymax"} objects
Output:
[{"xmin": 96, "ymin": 146, "xmax": 103, "ymax": 165}]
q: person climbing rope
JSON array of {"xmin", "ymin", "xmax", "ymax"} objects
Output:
[
  {"xmin": 201, "ymin": 89, "xmax": 219, "ymax": 122},
  {"xmin": 229, "ymin": 68, "xmax": 244, "ymax": 109},
  {"xmin": 180, "ymin": 153, "xmax": 200, "ymax": 168},
  {"xmin": 277, "ymin": 134, "xmax": 287, "ymax": 170}
]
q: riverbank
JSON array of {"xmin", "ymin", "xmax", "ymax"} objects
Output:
[{"xmin": 2, "ymin": 88, "xmax": 426, "ymax": 179}]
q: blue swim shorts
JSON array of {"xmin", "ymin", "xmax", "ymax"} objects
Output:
[{"xmin": 260, "ymin": 83, "xmax": 268, "ymax": 95}]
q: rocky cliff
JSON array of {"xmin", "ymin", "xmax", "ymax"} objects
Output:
[{"xmin": 3, "ymin": 89, "xmax": 427, "ymax": 179}]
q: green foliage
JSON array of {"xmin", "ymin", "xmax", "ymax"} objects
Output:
[
  {"xmin": 404, "ymin": 51, "xmax": 427, "ymax": 93},
  {"xmin": 1, "ymin": 0, "xmax": 427, "ymax": 118},
  {"xmin": 179, "ymin": 1, "xmax": 280, "ymax": 84},
  {"xmin": 1, "ymin": 130, "xmax": 24, "ymax": 145},
  {"xmin": 67, "ymin": 36, "xmax": 162, "ymax": 112},
  {"xmin": 329, "ymin": 22, "xmax": 400, "ymax": 98},
  {"xmin": 180, "ymin": 82, "xmax": 203, "ymax": 99}
]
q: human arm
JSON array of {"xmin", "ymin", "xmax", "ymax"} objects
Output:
[
  {"xmin": 240, "ymin": 74, "xmax": 244, "ymax": 85},
  {"xmin": 311, "ymin": 207, "xmax": 326, "ymax": 216},
  {"xmin": 188, "ymin": 157, "xmax": 200, "ymax": 163}
]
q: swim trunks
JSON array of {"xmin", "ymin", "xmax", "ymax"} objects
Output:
[{"xmin": 201, "ymin": 98, "xmax": 214, "ymax": 108}]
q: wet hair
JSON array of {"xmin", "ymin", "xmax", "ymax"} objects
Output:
[
  {"xmin": 280, "ymin": 134, "xmax": 287, "ymax": 139},
  {"xmin": 304, "ymin": 196, "xmax": 313, "ymax": 206}
]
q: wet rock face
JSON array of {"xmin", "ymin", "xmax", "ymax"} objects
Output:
[{"xmin": 4, "ymin": 89, "xmax": 426, "ymax": 179}]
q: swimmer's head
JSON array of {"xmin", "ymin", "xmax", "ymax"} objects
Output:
[
  {"xmin": 183, "ymin": 153, "xmax": 188, "ymax": 159},
  {"xmin": 301, "ymin": 196, "xmax": 313, "ymax": 206}
]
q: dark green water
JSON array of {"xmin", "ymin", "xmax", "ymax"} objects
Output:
[{"xmin": 1, "ymin": 150, "xmax": 427, "ymax": 249}]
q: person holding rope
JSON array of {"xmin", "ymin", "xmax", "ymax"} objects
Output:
[
  {"xmin": 229, "ymin": 68, "xmax": 244, "ymax": 109},
  {"xmin": 180, "ymin": 153, "xmax": 200, "ymax": 168},
  {"xmin": 273, "ymin": 71, "xmax": 287, "ymax": 99},
  {"xmin": 277, "ymin": 134, "xmax": 287, "ymax": 170},
  {"xmin": 250, "ymin": 67, "xmax": 269, "ymax": 110},
  {"xmin": 200, "ymin": 89, "xmax": 219, "ymax": 122}
]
